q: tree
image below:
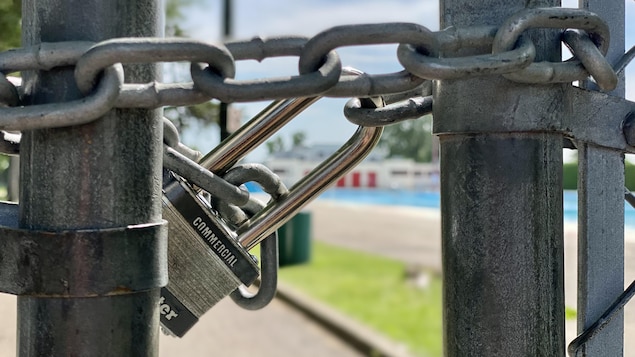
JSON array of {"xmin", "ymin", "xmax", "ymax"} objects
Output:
[
  {"xmin": 0, "ymin": 0, "xmax": 20, "ymax": 51},
  {"xmin": 0, "ymin": 0, "xmax": 20, "ymax": 200},
  {"xmin": 164, "ymin": 0, "xmax": 221, "ymax": 133},
  {"xmin": 291, "ymin": 131, "xmax": 306, "ymax": 147},
  {"xmin": 377, "ymin": 115, "xmax": 433, "ymax": 163},
  {"xmin": 265, "ymin": 131, "xmax": 307, "ymax": 156},
  {"xmin": 265, "ymin": 136, "xmax": 285, "ymax": 155},
  {"xmin": 165, "ymin": 0, "xmax": 195, "ymax": 37},
  {"xmin": 164, "ymin": 100, "xmax": 220, "ymax": 132}
]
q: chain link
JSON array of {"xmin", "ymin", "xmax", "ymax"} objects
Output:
[
  {"xmin": 299, "ymin": 23, "xmax": 427, "ymax": 97},
  {"xmin": 0, "ymin": 7, "xmax": 622, "ymax": 130},
  {"xmin": 0, "ymin": 64, "xmax": 123, "ymax": 130},
  {"xmin": 398, "ymin": 26, "xmax": 536, "ymax": 79},
  {"xmin": 493, "ymin": 8, "xmax": 612, "ymax": 88},
  {"xmin": 344, "ymin": 95, "xmax": 433, "ymax": 127},
  {"xmin": 75, "ymin": 38, "xmax": 235, "ymax": 108},
  {"xmin": 191, "ymin": 41, "xmax": 341, "ymax": 102},
  {"xmin": 562, "ymin": 29, "xmax": 617, "ymax": 91}
]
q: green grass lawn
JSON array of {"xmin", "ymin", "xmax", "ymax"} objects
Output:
[{"xmin": 278, "ymin": 242, "xmax": 443, "ymax": 357}]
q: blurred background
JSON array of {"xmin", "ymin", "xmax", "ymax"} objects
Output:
[{"xmin": 0, "ymin": 1, "xmax": 633, "ymax": 356}]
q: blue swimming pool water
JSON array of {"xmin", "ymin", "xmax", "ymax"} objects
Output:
[
  {"xmin": 245, "ymin": 183, "xmax": 635, "ymax": 228},
  {"xmin": 322, "ymin": 189, "xmax": 635, "ymax": 228}
]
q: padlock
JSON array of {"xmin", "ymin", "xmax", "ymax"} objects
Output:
[
  {"xmin": 159, "ymin": 86, "xmax": 382, "ymax": 337},
  {"xmin": 158, "ymin": 98, "xmax": 317, "ymax": 337},
  {"xmin": 161, "ymin": 161, "xmax": 288, "ymax": 336},
  {"xmin": 159, "ymin": 172, "xmax": 264, "ymax": 337},
  {"xmin": 160, "ymin": 123, "xmax": 382, "ymax": 337}
]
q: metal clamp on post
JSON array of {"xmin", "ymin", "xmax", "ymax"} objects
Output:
[{"xmin": 0, "ymin": 202, "xmax": 167, "ymax": 297}]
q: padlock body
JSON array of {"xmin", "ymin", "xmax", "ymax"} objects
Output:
[{"xmin": 160, "ymin": 175, "xmax": 259, "ymax": 337}]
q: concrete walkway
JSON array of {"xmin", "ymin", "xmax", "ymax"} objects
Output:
[{"xmin": 0, "ymin": 291, "xmax": 365, "ymax": 357}]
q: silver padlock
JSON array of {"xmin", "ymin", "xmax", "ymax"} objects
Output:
[
  {"xmin": 158, "ymin": 98, "xmax": 317, "ymax": 337},
  {"xmin": 159, "ymin": 89, "xmax": 382, "ymax": 337},
  {"xmin": 160, "ymin": 123, "xmax": 382, "ymax": 337},
  {"xmin": 160, "ymin": 170, "xmax": 280, "ymax": 337}
]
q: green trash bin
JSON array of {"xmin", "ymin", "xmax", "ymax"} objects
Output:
[{"xmin": 278, "ymin": 211, "xmax": 312, "ymax": 267}]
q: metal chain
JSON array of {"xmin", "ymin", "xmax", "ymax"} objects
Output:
[
  {"xmin": 0, "ymin": 7, "xmax": 623, "ymax": 131},
  {"xmin": 493, "ymin": 8, "xmax": 614, "ymax": 89}
]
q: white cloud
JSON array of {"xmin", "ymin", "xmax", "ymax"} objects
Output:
[
  {"xmin": 184, "ymin": 0, "xmax": 439, "ymax": 40},
  {"xmin": 233, "ymin": 0, "xmax": 439, "ymax": 38}
]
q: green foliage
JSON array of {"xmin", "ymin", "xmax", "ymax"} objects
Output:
[
  {"xmin": 165, "ymin": 0, "xmax": 196, "ymax": 37},
  {"xmin": 565, "ymin": 306, "xmax": 577, "ymax": 320},
  {"xmin": 165, "ymin": 101, "xmax": 220, "ymax": 131},
  {"xmin": 164, "ymin": 0, "xmax": 222, "ymax": 132},
  {"xmin": 291, "ymin": 131, "xmax": 306, "ymax": 147},
  {"xmin": 0, "ymin": 154, "xmax": 9, "ymax": 199},
  {"xmin": 280, "ymin": 242, "xmax": 443, "ymax": 357},
  {"xmin": 0, "ymin": 0, "xmax": 20, "ymax": 51},
  {"xmin": 563, "ymin": 162, "xmax": 578, "ymax": 190},
  {"xmin": 378, "ymin": 115, "xmax": 433, "ymax": 163},
  {"xmin": 265, "ymin": 131, "xmax": 306, "ymax": 155},
  {"xmin": 265, "ymin": 136, "xmax": 285, "ymax": 155},
  {"xmin": 626, "ymin": 162, "xmax": 635, "ymax": 191}
]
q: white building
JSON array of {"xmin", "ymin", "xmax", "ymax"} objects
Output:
[{"xmin": 265, "ymin": 145, "xmax": 439, "ymax": 190}]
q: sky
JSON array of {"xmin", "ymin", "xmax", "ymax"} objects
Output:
[{"xmin": 178, "ymin": 0, "xmax": 635, "ymax": 162}]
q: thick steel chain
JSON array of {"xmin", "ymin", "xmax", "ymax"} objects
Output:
[
  {"xmin": 492, "ymin": 8, "xmax": 614, "ymax": 89},
  {"xmin": 0, "ymin": 7, "xmax": 624, "ymax": 131}
]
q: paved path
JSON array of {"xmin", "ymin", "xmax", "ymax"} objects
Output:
[
  {"xmin": 160, "ymin": 297, "xmax": 364, "ymax": 357},
  {"xmin": 0, "ymin": 293, "xmax": 363, "ymax": 357},
  {"xmin": 310, "ymin": 200, "xmax": 635, "ymax": 356}
]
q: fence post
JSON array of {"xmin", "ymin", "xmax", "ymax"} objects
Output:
[
  {"xmin": 18, "ymin": 1, "xmax": 164, "ymax": 356},
  {"xmin": 435, "ymin": 0, "xmax": 565, "ymax": 355},
  {"xmin": 576, "ymin": 1, "xmax": 625, "ymax": 355}
]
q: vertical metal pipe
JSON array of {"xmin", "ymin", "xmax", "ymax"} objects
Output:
[
  {"xmin": 436, "ymin": 0, "xmax": 565, "ymax": 355},
  {"xmin": 219, "ymin": 0, "xmax": 233, "ymax": 141},
  {"xmin": 19, "ymin": 1, "xmax": 163, "ymax": 356},
  {"xmin": 576, "ymin": 2, "xmax": 625, "ymax": 356},
  {"xmin": 577, "ymin": 146, "xmax": 624, "ymax": 356}
]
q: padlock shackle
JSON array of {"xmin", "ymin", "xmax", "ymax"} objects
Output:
[
  {"xmin": 237, "ymin": 125, "xmax": 383, "ymax": 250},
  {"xmin": 199, "ymin": 96, "xmax": 319, "ymax": 174},
  {"xmin": 163, "ymin": 145, "xmax": 250, "ymax": 206}
]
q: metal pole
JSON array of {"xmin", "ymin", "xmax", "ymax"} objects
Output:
[
  {"xmin": 576, "ymin": 1, "xmax": 625, "ymax": 355},
  {"xmin": 219, "ymin": 0, "xmax": 233, "ymax": 141},
  {"xmin": 435, "ymin": 0, "xmax": 565, "ymax": 355},
  {"xmin": 19, "ymin": 1, "xmax": 164, "ymax": 356}
]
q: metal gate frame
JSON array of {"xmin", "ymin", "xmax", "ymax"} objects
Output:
[
  {"xmin": 437, "ymin": 0, "xmax": 631, "ymax": 356},
  {"xmin": 6, "ymin": 0, "xmax": 633, "ymax": 356},
  {"xmin": 17, "ymin": 1, "xmax": 165, "ymax": 356}
]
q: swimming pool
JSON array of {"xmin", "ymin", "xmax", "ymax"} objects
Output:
[
  {"xmin": 246, "ymin": 183, "xmax": 635, "ymax": 229},
  {"xmin": 322, "ymin": 188, "xmax": 635, "ymax": 229}
]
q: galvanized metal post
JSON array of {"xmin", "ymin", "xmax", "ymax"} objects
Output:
[
  {"xmin": 435, "ymin": 0, "xmax": 565, "ymax": 355},
  {"xmin": 19, "ymin": 1, "xmax": 164, "ymax": 356},
  {"xmin": 576, "ymin": 1, "xmax": 625, "ymax": 355}
]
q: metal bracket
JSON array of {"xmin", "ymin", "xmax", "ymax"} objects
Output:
[
  {"xmin": 434, "ymin": 84, "xmax": 635, "ymax": 152},
  {"xmin": 0, "ymin": 202, "xmax": 167, "ymax": 297}
]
